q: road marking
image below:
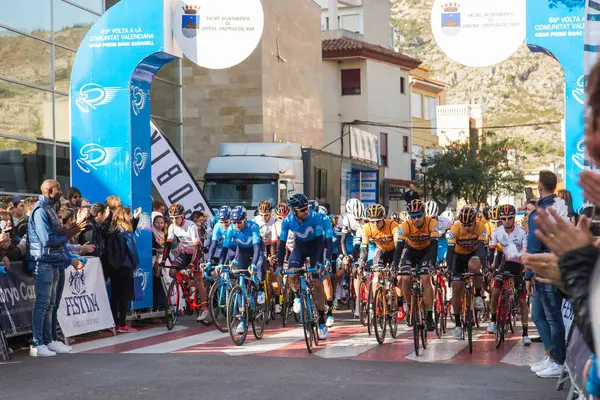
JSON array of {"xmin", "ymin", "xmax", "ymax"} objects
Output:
[
  {"xmin": 500, "ymin": 341, "xmax": 545, "ymax": 366},
  {"xmin": 315, "ymin": 332, "xmax": 380, "ymax": 358},
  {"xmin": 124, "ymin": 329, "xmax": 228, "ymax": 354},
  {"xmin": 71, "ymin": 326, "xmax": 188, "ymax": 353},
  {"xmin": 405, "ymin": 331, "xmax": 485, "ymax": 362},
  {"xmin": 223, "ymin": 328, "xmax": 305, "ymax": 356}
]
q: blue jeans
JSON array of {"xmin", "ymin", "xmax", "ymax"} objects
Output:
[
  {"xmin": 531, "ymin": 281, "xmax": 566, "ymax": 364},
  {"xmin": 51, "ymin": 268, "xmax": 65, "ymax": 342},
  {"xmin": 32, "ymin": 264, "xmax": 59, "ymax": 347}
]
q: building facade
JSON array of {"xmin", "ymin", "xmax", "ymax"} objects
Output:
[{"xmin": 436, "ymin": 104, "xmax": 486, "ymax": 148}]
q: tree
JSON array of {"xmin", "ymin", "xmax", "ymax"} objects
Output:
[{"xmin": 421, "ymin": 135, "xmax": 528, "ymax": 210}]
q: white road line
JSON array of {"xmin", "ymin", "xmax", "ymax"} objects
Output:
[
  {"xmin": 124, "ymin": 329, "xmax": 228, "ymax": 354},
  {"xmin": 223, "ymin": 328, "xmax": 306, "ymax": 356},
  {"xmin": 315, "ymin": 332, "xmax": 379, "ymax": 358},
  {"xmin": 500, "ymin": 341, "xmax": 545, "ymax": 366},
  {"xmin": 405, "ymin": 330, "xmax": 485, "ymax": 362},
  {"xmin": 71, "ymin": 326, "xmax": 187, "ymax": 353}
]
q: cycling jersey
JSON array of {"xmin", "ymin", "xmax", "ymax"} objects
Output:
[
  {"xmin": 166, "ymin": 219, "xmax": 200, "ymax": 254},
  {"xmin": 447, "ymin": 220, "xmax": 487, "ymax": 255},
  {"xmin": 223, "ymin": 220, "xmax": 261, "ymax": 249},
  {"xmin": 490, "ymin": 225, "xmax": 527, "ymax": 263},
  {"xmin": 222, "ymin": 220, "xmax": 265, "ymax": 280},
  {"xmin": 397, "ymin": 216, "xmax": 440, "ymax": 251},
  {"xmin": 253, "ymin": 214, "xmax": 277, "ymax": 246},
  {"xmin": 206, "ymin": 221, "xmax": 229, "ymax": 261},
  {"xmin": 279, "ymin": 210, "xmax": 324, "ymax": 243},
  {"xmin": 339, "ymin": 214, "xmax": 361, "ymax": 255},
  {"xmin": 361, "ymin": 219, "xmax": 401, "ymax": 252}
]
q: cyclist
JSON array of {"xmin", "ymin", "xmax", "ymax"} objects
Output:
[
  {"xmin": 220, "ymin": 206, "xmax": 265, "ymax": 334},
  {"xmin": 206, "ymin": 206, "xmax": 233, "ymax": 264},
  {"xmin": 395, "ymin": 200, "xmax": 439, "ymax": 331},
  {"xmin": 277, "ymin": 193, "xmax": 329, "ymax": 340},
  {"xmin": 340, "ymin": 198, "xmax": 365, "ymax": 260},
  {"xmin": 254, "ymin": 200, "xmax": 281, "ymax": 313},
  {"xmin": 446, "ymin": 205, "xmax": 488, "ymax": 339},
  {"xmin": 425, "ymin": 201, "xmax": 452, "ymax": 266},
  {"xmin": 330, "ymin": 213, "xmax": 347, "ymax": 309},
  {"xmin": 487, "ymin": 204, "xmax": 531, "ymax": 346},
  {"xmin": 161, "ymin": 203, "xmax": 209, "ymax": 322}
]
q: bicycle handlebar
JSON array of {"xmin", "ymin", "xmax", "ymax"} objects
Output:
[{"xmin": 282, "ymin": 266, "xmax": 319, "ymax": 275}]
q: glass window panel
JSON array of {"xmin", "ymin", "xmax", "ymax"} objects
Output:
[
  {"xmin": 54, "ymin": 94, "xmax": 70, "ymax": 144},
  {"xmin": 0, "ymin": 0, "xmax": 51, "ymax": 40},
  {"xmin": 150, "ymin": 80, "xmax": 182, "ymax": 122},
  {"xmin": 54, "ymin": 46, "xmax": 76, "ymax": 92},
  {"xmin": 0, "ymin": 29, "xmax": 52, "ymax": 88},
  {"xmin": 56, "ymin": 144, "xmax": 70, "ymax": 190},
  {"xmin": 0, "ymin": 138, "xmax": 54, "ymax": 194},
  {"xmin": 155, "ymin": 59, "xmax": 182, "ymax": 85},
  {"xmin": 67, "ymin": 0, "xmax": 103, "ymax": 14},
  {"xmin": 54, "ymin": 0, "xmax": 99, "ymax": 49},
  {"xmin": 153, "ymin": 119, "xmax": 182, "ymax": 154},
  {"xmin": 0, "ymin": 80, "xmax": 54, "ymax": 140}
]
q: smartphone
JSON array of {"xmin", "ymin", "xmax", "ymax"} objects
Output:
[
  {"xmin": 583, "ymin": 205, "xmax": 600, "ymax": 237},
  {"xmin": 525, "ymin": 188, "xmax": 534, "ymax": 201}
]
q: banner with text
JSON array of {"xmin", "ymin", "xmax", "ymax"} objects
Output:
[
  {"xmin": 0, "ymin": 263, "xmax": 35, "ymax": 336},
  {"xmin": 349, "ymin": 127, "xmax": 380, "ymax": 165},
  {"xmin": 58, "ymin": 258, "xmax": 114, "ymax": 338}
]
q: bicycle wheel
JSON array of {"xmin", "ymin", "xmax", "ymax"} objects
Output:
[
  {"xmin": 282, "ymin": 287, "xmax": 291, "ymax": 327},
  {"xmin": 389, "ymin": 290, "xmax": 399, "ymax": 339},
  {"xmin": 412, "ymin": 292, "xmax": 419, "ymax": 356},
  {"xmin": 420, "ymin": 297, "xmax": 428, "ymax": 350},
  {"xmin": 198, "ymin": 282, "xmax": 214, "ymax": 326},
  {"xmin": 374, "ymin": 287, "xmax": 387, "ymax": 345},
  {"xmin": 252, "ymin": 292, "xmax": 266, "ymax": 340},
  {"xmin": 441, "ymin": 289, "xmax": 448, "ymax": 335},
  {"xmin": 209, "ymin": 281, "xmax": 228, "ymax": 333},
  {"xmin": 359, "ymin": 280, "xmax": 368, "ymax": 326},
  {"xmin": 367, "ymin": 283, "xmax": 374, "ymax": 336},
  {"xmin": 227, "ymin": 286, "xmax": 248, "ymax": 346},
  {"xmin": 509, "ymin": 297, "xmax": 517, "ymax": 334},
  {"xmin": 300, "ymin": 291, "xmax": 313, "ymax": 353},
  {"xmin": 495, "ymin": 293, "xmax": 506, "ymax": 348},
  {"xmin": 166, "ymin": 280, "xmax": 180, "ymax": 331},
  {"xmin": 310, "ymin": 291, "xmax": 320, "ymax": 347},
  {"xmin": 434, "ymin": 288, "xmax": 442, "ymax": 339},
  {"xmin": 466, "ymin": 291, "xmax": 473, "ymax": 353}
]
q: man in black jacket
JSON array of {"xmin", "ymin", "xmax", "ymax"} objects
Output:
[
  {"xmin": 404, "ymin": 183, "xmax": 420, "ymax": 205},
  {"xmin": 78, "ymin": 203, "xmax": 110, "ymax": 258}
]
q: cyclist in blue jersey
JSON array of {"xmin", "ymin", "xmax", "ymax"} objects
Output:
[
  {"xmin": 277, "ymin": 193, "xmax": 328, "ymax": 339},
  {"xmin": 206, "ymin": 206, "xmax": 232, "ymax": 263}
]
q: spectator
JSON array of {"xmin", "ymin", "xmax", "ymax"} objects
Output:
[
  {"xmin": 404, "ymin": 183, "xmax": 420, "ymax": 205},
  {"xmin": 191, "ymin": 210, "xmax": 210, "ymax": 252},
  {"xmin": 12, "ymin": 197, "xmax": 25, "ymax": 226},
  {"xmin": 0, "ymin": 211, "xmax": 23, "ymax": 261},
  {"xmin": 557, "ymin": 189, "xmax": 577, "ymax": 225},
  {"xmin": 151, "ymin": 212, "xmax": 167, "ymax": 311},
  {"xmin": 105, "ymin": 206, "xmax": 140, "ymax": 333},
  {"xmin": 27, "ymin": 179, "xmax": 85, "ymax": 357},
  {"xmin": 15, "ymin": 197, "xmax": 38, "ymax": 240},
  {"xmin": 525, "ymin": 170, "xmax": 567, "ymax": 378},
  {"xmin": 152, "ymin": 200, "xmax": 167, "ymax": 215},
  {"xmin": 64, "ymin": 187, "xmax": 82, "ymax": 207},
  {"xmin": 78, "ymin": 202, "xmax": 109, "ymax": 259},
  {"xmin": 0, "ymin": 201, "xmax": 8, "ymax": 212},
  {"xmin": 76, "ymin": 198, "xmax": 91, "ymax": 208}
]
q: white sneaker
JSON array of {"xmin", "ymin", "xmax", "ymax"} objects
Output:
[
  {"xmin": 530, "ymin": 355, "xmax": 550, "ymax": 369},
  {"xmin": 333, "ymin": 299, "xmax": 339, "ymax": 309},
  {"xmin": 536, "ymin": 361, "xmax": 563, "ymax": 378},
  {"xmin": 531, "ymin": 357, "xmax": 552, "ymax": 373},
  {"xmin": 275, "ymin": 304, "xmax": 282, "ymax": 314},
  {"xmin": 236, "ymin": 322, "xmax": 246, "ymax": 335},
  {"xmin": 257, "ymin": 291, "xmax": 265, "ymax": 305},
  {"xmin": 522, "ymin": 336, "xmax": 532, "ymax": 347},
  {"xmin": 453, "ymin": 326, "xmax": 462, "ymax": 339},
  {"xmin": 29, "ymin": 345, "xmax": 56, "ymax": 357},
  {"xmin": 326, "ymin": 315, "xmax": 334, "ymax": 327},
  {"xmin": 475, "ymin": 296, "xmax": 485, "ymax": 311},
  {"xmin": 487, "ymin": 321, "xmax": 497, "ymax": 334},
  {"xmin": 292, "ymin": 298, "xmax": 301, "ymax": 314},
  {"xmin": 47, "ymin": 341, "xmax": 72, "ymax": 354},
  {"xmin": 319, "ymin": 324, "xmax": 328, "ymax": 340},
  {"xmin": 196, "ymin": 309, "xmax": 209, "ymax": 322}
]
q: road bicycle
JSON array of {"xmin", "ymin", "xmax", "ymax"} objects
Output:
[
  {"xmin": 208, "ymin": 263, "xmax": 234, "ymax": 333},
  {"xmin": 431, "ymin": 264, "xmax": 451, "ymax": 339},
  {"xmin": 282, "ymin": 263, "xmax": 321, "ymax": 354},
  {"xmin": 278, "ymin": 262, "xmax": 299, "ymax": 327},
  {"xmin": 165, "ymin": 263, "xmax": 213, "ymax": 330},
  {"xmin": 226, "ymin": 268, "xmax": 266, "ymax": 346},
  {"xmin": 371, "ymin": 265, "xmax": 400, "ymax": 344},
  {"xmin": 455, "ymin": 271, "xmax": 483, "ymax": 353},
  {"xmin": 494, "ymin": 271, "xmax": 519, "ymax": 348},
  {"xmin": 400, "ymin": 264, "xmax": 428, "ymax": 356}
]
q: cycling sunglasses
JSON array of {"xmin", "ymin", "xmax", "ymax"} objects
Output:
[
  {"xmin": 232, "ymin": 220, "xmax": 245, "ymax": 225},
  {"xmin": 369, "ymin": 218, "xmax": 383, "ymax": 223},
  {"xmin": 409, "ymin": 213, "xmax": 423, "ymax": 219},
  {"xmin": 295, "ymin": 206, "xmax": 309, "ymax": 212},
  {"xmin": 500, "ymin": 216, "xmax": 515, "ymax": 221}
]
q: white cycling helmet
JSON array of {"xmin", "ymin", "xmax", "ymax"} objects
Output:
[
  {"xmin": 441, "ymin": 210, "xmax": 454, "ymax": 222},
  {"xmin": 318, "ymin": 205, "xmax": 328, "ymax": 215},
  {"xmin": 424, "ymin": 201, "xmax": 439, "ymax": 218},
  {"xmin": 345, "ymin": 198, "xmax": 365, "ymax": 219},
  {"xmin": 399, "ymin": 211, "xmax": 409, "ymax": 223}
]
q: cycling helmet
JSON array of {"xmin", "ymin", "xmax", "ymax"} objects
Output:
[
  {"xmin": 488, "ymin": 205, "xmax": 500, "ymax": 222},
  {"xmin": 406, "ymin": 199, "xmax": 425, "ymax": 214},
  {"xmin": 346, "ymin": 198, "xmax": 365, "ymax": 219},
  {"xmin": 399, "ymin": 211, "xmax": 410, "ymax": 222},
  {"xmin": 441, "ymin": 210, "xmax": 454, "ymax": 222},
  {"xmin": 308, "ymin": 199, "xmax": 320, "ymax": 212},
  {"xmin": 424, "ymin": 201, "xmax": 439, "ymax": 218},
  {"xmin": 365, "ymin": 204, "xmax": 386, "ymax": 221},
  {"xmin": 318, "ymin": 205, "xmax": 328, "ymax": 215},
  {"xmin": 287, "ymin": 193, "xmax": 309, "ymax": 210},
  {"xmin": 275, "ymin": 202, "xmax": 290, "ymax": 217},
  {"xmin": 391, "ymin": 212, "xmax": 400, "ymax": 223},
  {"xmin": 217, "ymin": 205, "xmax": 232, "ymax": 220},
  {"xmin": 169, "ymin": 203, "xmax": 185, "ymax": 217},
  {"xmin": 258, "ymin": 199, "xmax": 273, "ymax": 215},
  {"xmin": 499, "ymin": 204, "xmax": 516, "ymax": 217},
  {"xmin": 231, "ymin": 206, "xmax": 247, "ymax": 223},
  {"xmin": 458, "ymin": 205, "xmax": 477, "ymax": 225}
]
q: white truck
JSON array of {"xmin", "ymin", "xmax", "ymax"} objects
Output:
[{"xmin": 203, "ymin": 143, "xmax": 304, "ymax": 216}]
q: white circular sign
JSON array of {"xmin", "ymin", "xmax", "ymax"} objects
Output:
[
  {"xmin": 431, "ymin": 0, "xmax": 525, "ymax": 67},
  {"xmin": 173, "ymin": 0, "xmax": 264, "ymax": 70}
]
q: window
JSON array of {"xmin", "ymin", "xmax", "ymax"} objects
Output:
[
  {"xmin": 0, "ymin": 0, "xmax": 52, "ymax": 39},
  {"xmin": 380, "ymin": 132, "xmax": 388, "ymax": 167},
  {"xmin": 400, "ymin": 77, "xmax": 406, "ymax": 94},
  {"xmin": 341, "ymin": 69, "xmax": 361, "ymax": 95},
  {"xmin": 53, "ymin": 0, "xmax": 99, "ymax": 49},
  {"xmin": 0, "ymin": 138, "xmax": 55, "ymax": 193},
  {"xmin": 341, "ymin": 14, "xmax": 359, "ymax": 33},
  {"xmin": 0, "ymin": 29, "xmax": 52, "ymax": 88},
  {"xmin": 411, "ymin": 93, "xmax": 423, "ymax": 118},
  {"xmin": 403, "ymin": 136, "xmax": 409, "ymax": 153},
  {"xmin": 0, "ymin": 80, "xmax": 54, "ymax": 141},
  {"xmin": 314, "ymin": 168, "xmax": 327, "ymax": 199},
  {"xmin": 423, "ymin": 96, "xmax": 438, "ymax": 122}
]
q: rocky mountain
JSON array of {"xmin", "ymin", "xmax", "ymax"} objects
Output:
[{"xmin": 390, "ymin": 0, "xmax": 565, "ymax": 167}]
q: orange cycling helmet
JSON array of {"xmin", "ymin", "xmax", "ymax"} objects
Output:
[
  {"xmin": 406, "ymin": 199, "xmax": 425, "ymax": 214},
  {"xmin": 258, "ymin": 199, "xmax": 273, "ymax": 215},
  {"xmin": 458, "ymin": 205, "xmax": 477, "ymax": 225},
  {"xmin": 365, "ymin": 204, "xmax": 386, "ymax": 221},
  {"xmin": 499, "ymin": 204, "xmax": 516, "ymax": 217},
  {"xmin": 274, "ymin": 202, "xmax": 290, "ymax": 217},
  {"xmin": 169, "ymin": 203, "xmax": 185, "ymax": 217}
]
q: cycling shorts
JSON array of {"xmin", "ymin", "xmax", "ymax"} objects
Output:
[
  {"xmin": 493, "ymin": 261, "xmax": 525, "ymax": 300},
  {"xmin": 450, "ymin": 251, "xmax": 480, "ymax": 281},
  {"xmin": 373, "ymin": 248, "xmax": 395, "ymax": 269},
  {"xmin": 288, "ymin": 238, "xmax": 321, "ymax": 278},
  {"xmin": 235, "ymin": 246, "xmax": 266, "ymax": 283},
  {"xmin": 400, "ymin": 247, "xmax": 434, "ymax": 274}
]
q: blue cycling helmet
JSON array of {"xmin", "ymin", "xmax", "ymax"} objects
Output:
[
  {"xmin": 287, "ymin": 193, "xmax": 309, "ymax": 210},
  {"xmin": 308, "ymin": 199, "xmax": 319, "ymax": 211},
  {"xmin": 231, "ymin": 206, "xmax": 247, "ymax": 223},
  {"xmin": 217, "ymin": 205, "xmax": 232, "ymax": 220}
]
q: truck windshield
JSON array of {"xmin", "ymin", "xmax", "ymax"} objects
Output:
[{"xmin": 203, "ymin": 179, "xmax": 277, "ymax": 209}]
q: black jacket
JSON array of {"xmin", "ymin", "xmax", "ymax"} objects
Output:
[
  {"xmin": 78, "ymin": 216, "xmax": 107, "ymax": 258},
  {"xmin": 559, "ymin": 244, "xmax": 598, "ymax": 353},
  {"xmin": 404, "ymin": 190, "xmax": 420, "ymax": 204}
]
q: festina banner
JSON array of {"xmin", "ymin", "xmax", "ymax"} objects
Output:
[
  {"xmin": 151, "ymin": 121, "xmax": 213, "ymax": 219},
  {"xmin": 58, "ymin": 258, "xmax": 114, "ymax": 338}
]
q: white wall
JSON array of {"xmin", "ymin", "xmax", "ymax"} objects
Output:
[
  {"xmin": 322, "ymin": 61, "xmax": 343, "ymax": 155},
  {"xmin": 361, "ymin": 0, "xmax": 390, "ymax": 47},
  {"xmin": 436, "ymin": 105, "xmax": 471, "ymax": 147}
]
